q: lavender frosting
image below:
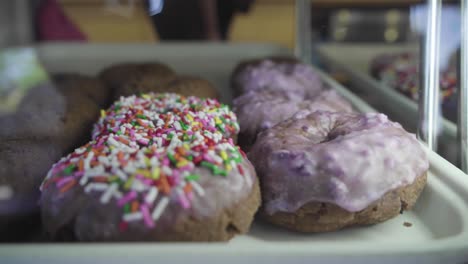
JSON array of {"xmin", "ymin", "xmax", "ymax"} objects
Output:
[
  {"xmin": 249, "ymin": 111, "xmax": 429, "ymax": 215},
  {"xmin": 233, "ymin": 89, "xmax": 354, "ymax": 148},
  {"xmin": 234, "ymin": 60, "xmax": 323, "ymax": 99}
]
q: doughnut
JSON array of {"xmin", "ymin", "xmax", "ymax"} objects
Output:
[
  {"xmin": 231, "ymin": 58, "xmax": 323, "ymax": 99},
  {"xmin": 234, "ymin": 89, "xmax": 354, "ymax": 151},
  {"xmin": 249, "ymin": 111, "xmax": 428, "ymax": 232},
  {"xmin": 40, "ymin": 133, "xmax": 260, "ymax": 241},
  {"xmin": 92, "ymin": 93, "xmax": 239, "ymax": 142},
  {"xmin": 163, "ymin": 76, "xmax": 220, "ymax": 99},
  {"xmin": 98, "ymin": 62, "xmax": 177, "ymax": 100},
  {"xmin": 370, "ymin": 53, "xmax": 457, "ymax": 122},
  {"xmin": 52, "ymin": 73, "xmax": 110, "ymax": 107}
]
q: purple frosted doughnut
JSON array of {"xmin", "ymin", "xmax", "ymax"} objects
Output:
[
  {"xmin": 232, "ymin": 60, "xmax": 323, "ymax": 99},
  {"xmin": 249, "ymin": 111, "xmax": 429, "ymax": 215}
]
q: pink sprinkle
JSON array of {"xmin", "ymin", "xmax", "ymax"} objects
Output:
[
  {"xmin": 130, "ymin": 129, "xmax": 135, "ymax": 138},
  {"xmin": 162, "ymin": 157, "xmax": 170, "ymax": 166},
  {"xmin": 201, "ymin": 120, "xmax": 207, "ymax": 126},
  {"xmin": 203, "ymin": 154, "xmax": 215, "ymax": 163},
  {"xmin": 228, "ymin": 138, "xmax": 233, "ymax": 144},
  {"xmin": 142, "ymin": 179, "xmax": 153, "ymax": 185},
  {"xmin": 73, "ymin": 171, "xmax": 84, "ymax": 177},
  {"xmin": 141, "ymin": 204, "xmax": 155, "ymax": 228},
  {"xmin": 178, "ymin": 192, "xmax": 190, "ymax": 209},
  {"xmin": 56, "ymin": 177, "xmax": 73, "ymax": 188},
  {"xmin": 135, "ymin": 174, "xmax": 145, "ymax": 180},
  {"xmin": 187, "ymin": 192, "xmax": 194, "ymax": 201},
  {"xmin": 117, "ymin": 191, "xmax": 137, "ymax": 207},
  {"xmin": 187, "ymin": 131, "xmax": 193, "ymax": 136},
  {"xmin": 138, "ymin": 138, "xmax": 149, "ymax": 145}
]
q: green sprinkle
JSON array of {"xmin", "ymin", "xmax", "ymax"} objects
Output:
[
  {"xmin": 185, "ymin": 174, "xmax": 200, "ymax": 181},
  {"xmin": 167, "ymin": 152, "xmax": 177, "ymax": 164},
  {"xmin": 148, "ymin": 139, "xmax": 154, "ymax": 145},
  {"xmin": 124, "ymin": 175, "xmax": 135, "ymax": 189},
  {"xmin": 187, "ymin": 155, "xmax": 193, "ymax": 161},
  {"xmin": 131, "ymin": 121, "xmax": 137, "ymax": 127},
  {"xmin": 215, "ymin": 169, "xmax": 228, "ymax": 177},
  {"xmin": 136, "ymin": 114, "xmax": 147, "ymax": 119},
  {"xmin": 63, "ymin": 164, "xmax": 75, "ymax": 175},
  {"xmin": 216, "ymin": 124, "xmax": 225, "ymax": 133},
  {"xmin": 167, "ymin": 133, "xmax": 174, "ymax": 140},
  {"xmin": 116, "ymin": 130, "xmax": 122, "ymax": 135},
  {"xmin": 124, "ymin": 204, "xmax": 130, "ymax": 213},
  {"xmin": 201, "ymin": 161, "xmax": 216, "ymax": 170}
]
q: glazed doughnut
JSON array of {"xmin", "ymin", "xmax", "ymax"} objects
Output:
[
  {"xmin": 231, "ymin": 58, "xmax": 323, "ymax": 99},
  {"xmin": 249, "ymin": 111, "xmax": 428, "ymax": 232},
  {"xmin": 233, "ymin": 89, "xmax": 354, "ymax": 151},
  {"xmin": 92, "ymin": 93, "xmax": 239, "ymax": 142}
]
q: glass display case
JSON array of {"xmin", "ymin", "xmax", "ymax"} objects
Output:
[{"xmin": 0, "ymin": 0, "xmax": 467, "ymax": 263}]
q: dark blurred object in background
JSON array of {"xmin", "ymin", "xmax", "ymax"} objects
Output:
[{"xmin": 149, "ymin": 0, "xmax": 254, "ymax": 40}]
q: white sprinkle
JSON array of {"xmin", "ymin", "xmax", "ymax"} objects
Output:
[
  {"xmin": 100, "ymin": 183, "xmax": 118, "ymax": 203},
  {"xmin": 162, "ymin": 166, "xmax": 172, "ymax": 176},
  {"xmin": 174, "ymin": 121, "xmax": 182, "ymax": 131},
  {"xmin": 85, "ymin": 183, "xmax": 108, "ymax": 193},
  {"xmin": 190, "ymin": 181, "xmax": 205, "ymax": 197},
  {"xmin": 79, "ymin": 175, "xmax": 89, "ymax": 186},
  {"xmin": 75, "ymin": 147, "xmax": 86, "ymax": 155},
  {"xmin": 131, "ymin": 179, "xmax": 146, "ymax": 192},
  {"xmin": 152, "ymin": 197, "xmax": 170, "ymax": 221},
  {"xmin": 145, "ymin": 187, "xmax": 159, "ymax": 204},
  {"xmin": 97, "ymin": 156, "xmax": 110, "ymax": 166},
  {"xmin": 108, "ymin": 136, "xmax": 121, "ymax": 147},
  {"xmin": 123, "ymin": 212, "xmax": 143, "ymax": 222},
  {"xmin": 113, "ymin": 190, "xmax": 123, "ymax": 199},
  {"xmin": 0, "ymin": 185, "xmax": 13, "ymax": 200},
  {"xmin": 84, "ymin": 151, "xmax": 94, "ymax": 170}
]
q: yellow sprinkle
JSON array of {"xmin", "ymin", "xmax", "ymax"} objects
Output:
[
  {"xmin": 108, "ymin": 175, "xmax": 119, "ymax": 181},
  {"xmin": 100, "ymin": 110, "xmax": 106, "ymax": 118},
  {"xmin": 183, "ymin": 143, "xmax": 190, "ymax": 150},
  {"xmin": 142, "ymin": 94, "xmax": 150, "ymax": 99},
  {"xmin": 151, "ymin": 168, "xmax": 160, "ymax": 179},
  {"xmin": 136, "ymin": 169, "xmax": 150, "ymax": 178},
  {"xmin": 124, "ymin": 175, "xmax": 135, "ymax": 189},
  {"xmin": 186, "ymin": 114, "xmax": 194, "ymax": 121},
  {"xmin": 215, "ymin": 117, "xmax": 222, "ymax": 125},
  {"xmin": 226, "ymin": 164, "xmax": 232, "ymax": 171},
  {"xmin": 177, "ymin": 159, "xmax": 188, "ymax": 168},
  {"xmin": 144, "ymin": 157, "xmax": 151, "ymax": 166},
  {"xmin": 109, "ymin": 146, "xmax": 115, "ymax": 151},
  {"xmin": 220, "ymin": 151, "xmax": 228, "ymax": 160}
]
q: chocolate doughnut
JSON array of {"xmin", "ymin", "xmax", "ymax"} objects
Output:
[
  {"xmin": 98, "ymin": 62, "xmax": 177, "ymax": 100},
  {"xmin": 163, "ymin": 76, "xmax": 219, "ymax": 99},
  {"xmin": 249, "ymin": 111, "xmax": 428, "ymax": 232}
]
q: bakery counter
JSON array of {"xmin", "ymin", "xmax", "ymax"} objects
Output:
[{"xmin": 0, "ymin": 43, "xmax": 467, "ymax": 263}]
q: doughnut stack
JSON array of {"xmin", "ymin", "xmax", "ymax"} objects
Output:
[
  {"xmin": 40, "ymin": 92, "xmax": 260, "ymax": 241},
  {"xmin": 370, "ymin": 52, "xmax": 457, "ymax": 122},
  {"xmin": 232, "ymin": 57, "xmax": 429, "ymax": 233},
  {"xmin": 231, "ymin": 57, "xmax": 354, "ymax": 151}
]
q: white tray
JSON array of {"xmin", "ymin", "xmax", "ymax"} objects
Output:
[
  {"xmin": 316, "ymin": 43, "xmax": 458, "ymax": 165},
  {"xmin": 1, "ymin": 43, "xmax": 467, "ymax": 264}
]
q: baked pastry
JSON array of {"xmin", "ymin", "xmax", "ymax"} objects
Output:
[
  {"xmin": 230, "ymin": 57, "xmax": 322, "ymax": 99},
  {"xmin": 41, "ymin": 99, "xmax": 259, "ymax": 241},
  {"xmin": 234, "ymin": 89, "xmax": 354, "ymax": 151},
  {"xmin": 52, "ymin": 73, "xmax": 110, "ymax": 107},
  {"xmin": 98, "ymin": 62, "xmax": 177, "ymax": 100},
  {"xmin": 249, "ymin": 111, "xmax": 428, "ymax": 232},
  {"xmin": 0, "ymin": 74, "xmax": 103, "ymax": 233},
  {"xmin": 163, "ymin": 76, "xmax": 219, "ymax": 99},
  {"xmin": 370, "ymin": 53, "xmax": 457, "ymax": 122}
]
